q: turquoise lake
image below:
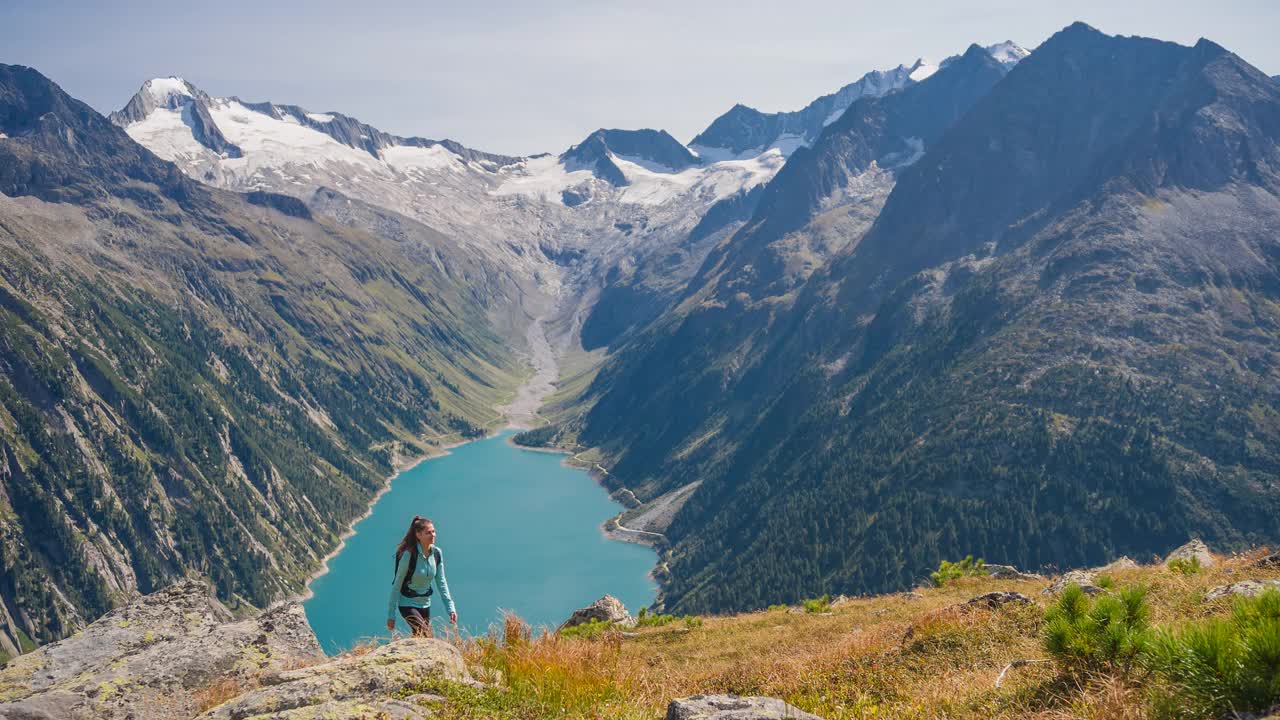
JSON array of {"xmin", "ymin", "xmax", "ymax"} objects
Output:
[{"xmin": 303, "ymin": 430, "xmax": 658, "ymax": 654}]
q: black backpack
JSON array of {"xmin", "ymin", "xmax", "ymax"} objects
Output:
[{"xmin": 394, "ymin": 545, "xmax": 442, "ymax": 598}]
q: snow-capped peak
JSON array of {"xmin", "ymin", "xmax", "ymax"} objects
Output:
[
  {"xmin": 143, "ymin": 76, "xmax": 193, "ymax": 104},
  {"xmin": 985, "ymin": 41, "xmax": 1030, "ymax": 66}
]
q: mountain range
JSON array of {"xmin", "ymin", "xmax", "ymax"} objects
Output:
[
  {"xmin": 108, "ymin": 43, "xmax": 1022, "ymax": 352},
  {"xmin": 4, "ymin": 19, "xmax": 1280, "ymax": 656},
  {"xmin": 569, "ymin": 22, "xmax": 1280, "ymax": 612}
]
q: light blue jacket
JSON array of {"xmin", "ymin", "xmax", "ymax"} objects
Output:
[{"xmin": 388, "ymin": 544, "xmax": 455, "ymax": 621}]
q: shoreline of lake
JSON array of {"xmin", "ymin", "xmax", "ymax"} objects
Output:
[
  {"xmin": 293, "ymin": 433, "xmax": 480, "ymax": 605},
  {"xmin": 501, "ymin": 434, "xmax": 666, "ymax": 549},
  {"xmin": 303, "ymin": 429, "xmax": 658, "ymax": 652}
]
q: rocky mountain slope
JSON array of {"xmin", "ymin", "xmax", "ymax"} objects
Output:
[
  {"xmin": 0, "ymin": 64, "xmax": 522, "ymax": 657},
  {"xmin": 566, "ymin": 23, "xmax": 1280, "ymax": 614}
]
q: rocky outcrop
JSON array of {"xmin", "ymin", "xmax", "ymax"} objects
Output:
[
  {"xmin": 667, "ymin": 694, "xmax": 825, "ymax": 720},
  {"xmin": 0, "ymin": 580, "xmax": 323, "ymax": 720},
  {"xmin": 0, "ymin": 579, "xmax": 472, "ymax": 720},
  {"xmin": 559, "ymin": 595, "xmax": 635, "ymax": 630},
  {"xmin": 1043, "ymin": 570, "xmax": 1104, "ymax": 596},
  {"xmin": 1204, "ymin": 580, "xmax": 1280, "ymax": 602},
  {"xmin": 196, "ymin": 638, "xmax": 467, "ymax": 719},
  {"xmin": 985, "ymin": 564, "xmax": 1043, "ymax": 581},
  {"xmin": 1165, "ymin": 540, "xmax": 1216, "ymax": 568},
  {"xmin": 1094, "ymin": 557, "xmax": 1140, "ymax": 573},
  {"xmin": 966, "ymin": 592, "xmax": 1033, "ymax": 609}
]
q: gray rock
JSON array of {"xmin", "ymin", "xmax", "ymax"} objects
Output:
[
  {"xmin": 966, "ymin": 592, "xmax": 1034, "ymax": 609},
  {"xmin": 1204, "ymin": 580, "xmax": 1280, "ymax": 602},
  {"xmin": 197, "ymin": 638, "xmax": 466, "ymax": 718},
  {"xmin": 1042, "ymin": 570, "xmax": 1103, "ymax": 596},
  {"xmin": 667, "ymin": 694, "xmax": 825, "ymax": 720},
  {"xmin": 559, "ymin": 595, "xmax": 635, "ymax": 630},
  {"xmin": 223, "ymin": 697, "xmax": 433, "ymax": 719},
  {"xmin": 0, "ymin": 579, "xmax": 323, "ymax": 720},
  {"xmin": 1164, "ymin": 539, "xmax": 1215, "ymax": 568},
  {"xmin": 1093, "ymin": 557, "xmax": 1140, "ymax": 573},
  {"xmin": 985, "ymin": 564, "xmax": 1043, "ymax": 581}
]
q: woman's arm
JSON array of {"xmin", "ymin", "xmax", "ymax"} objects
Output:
[
  {"xmin": 388, "ymin": 551, "xmax": 411, "ymax": 621},
  {"xmin": 435, "ymin": 548, "xmax": 456, "ymax": 619}
]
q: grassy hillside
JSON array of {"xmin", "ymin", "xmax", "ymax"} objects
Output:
[{"xmin": 397, "ymin": 547, "xmax": 1280, "ymax": 719}]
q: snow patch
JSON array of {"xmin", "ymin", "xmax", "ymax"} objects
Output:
[
  {"xmin": 145, "ymin": 77, "xmax": 191, "ymax": 104},
  {"xmin": 492, "ymin": 155, "xmax": 596, "ymax": 203},
  {"xmin": 908, "ymin": 60, "xmax": 938, "ymax": 82},
  {"xmin": 209, "ymin": 99, "xmax": 383, "ymax": 175},
  {"xmin": 124, "ymin": 107, "xmax": 208, "ymax": 161},
  {"xmin": 612, "ymin": 153, "xmax": 681, "ymax": 174},
  {"xmin": 616, "ymin": 151, "xmax": 784, "ymax": 206},
  {"xmin": 306, "ymin": 112, "xmax": 335, "ymax": 123},
  {"xmin": 382, "ymin": 143, "xmax": 462, "ymax": 172},
  {"xmin": 688, "ymin": 134, "xmax": 807, "ymax": 163}
]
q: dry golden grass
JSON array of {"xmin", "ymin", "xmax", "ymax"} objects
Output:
[
  {"xmin": 193, "ymin": 676, "xmax": 257, "ymax": 715},
  {"xmin": 435, "ymin": 549, "xmax": 1280, "ymax": 720}
]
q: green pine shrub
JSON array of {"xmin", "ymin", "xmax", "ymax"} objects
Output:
[
  {"xmin": 558, "ymin": 619, "xmax": 614, "ymax": 640},
  {"xmin": 1167, "ymin": 557, "xmax": 1203, "ymax": 576},
  {"xmin": 1043, "ymin": 584, "xmax": 1151, "ymax": 677},
  {"xmin": 930, "ymin": 556, "xmax": 986, "ymax": 587},
  {"xmin": 635, "ymin": 610, "xmax": 677, "ymax": 628},
  {"xmin": 1143, "ymin": 589, "xmax": 1280, "ymax": 719},
  {"xmin": 802, "ymin": 595, "xmax": 832, "ymax": 614}
]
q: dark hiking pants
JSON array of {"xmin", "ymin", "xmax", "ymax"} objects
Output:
[{"xmin": 398, "ymin": 606, "xmax": 432, "ymax": 637}]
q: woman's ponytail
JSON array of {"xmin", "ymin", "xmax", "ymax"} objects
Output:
[{"xmin": 396, "ymin": 515, "xmax": 432, "ymax": 558}]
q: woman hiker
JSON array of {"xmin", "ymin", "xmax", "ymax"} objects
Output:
[{"xmin": 387, "ymin": 515, "xmax": 457, "ymax": 637}]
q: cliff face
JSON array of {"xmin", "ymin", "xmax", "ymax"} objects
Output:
[{"xmin": 0, "ymin": 64, "xmax": 521, "ymax": 655}]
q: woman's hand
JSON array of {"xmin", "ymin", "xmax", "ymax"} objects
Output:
[
  {"xmin": 450, "ymin": 612, "xmax": 458, "ymax": 625},
  {"xmin": 386, "ymin": 619, "xmax": 395, "ymax": 632}
]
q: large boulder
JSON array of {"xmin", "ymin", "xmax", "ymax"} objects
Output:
[
  {"xmin": 559, "ymin": 595, "xmax": 635, "ymax": 630},
  {"xmin": 667, "ymin": 694, "xmax": 825, "ymax": 720},
  {"xmin": 0, "ymin": 579, "xmax": 323, "ymax": 720},
  {"xmin": 1164, "ymin": 539, "xmax": 1215, "ymax": 568},
  {"xmin": 1204, "ymin": 580, "xmax": 1280, "ymax": 602},
  {"xmin": 196, "ymin": 637, "xmax": 467, "ymax": 719}
]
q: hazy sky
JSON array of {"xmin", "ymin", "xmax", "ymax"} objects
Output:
[{"xmin": 2, "ymin": 1, "xmax": 1276, "ymax": 156}]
